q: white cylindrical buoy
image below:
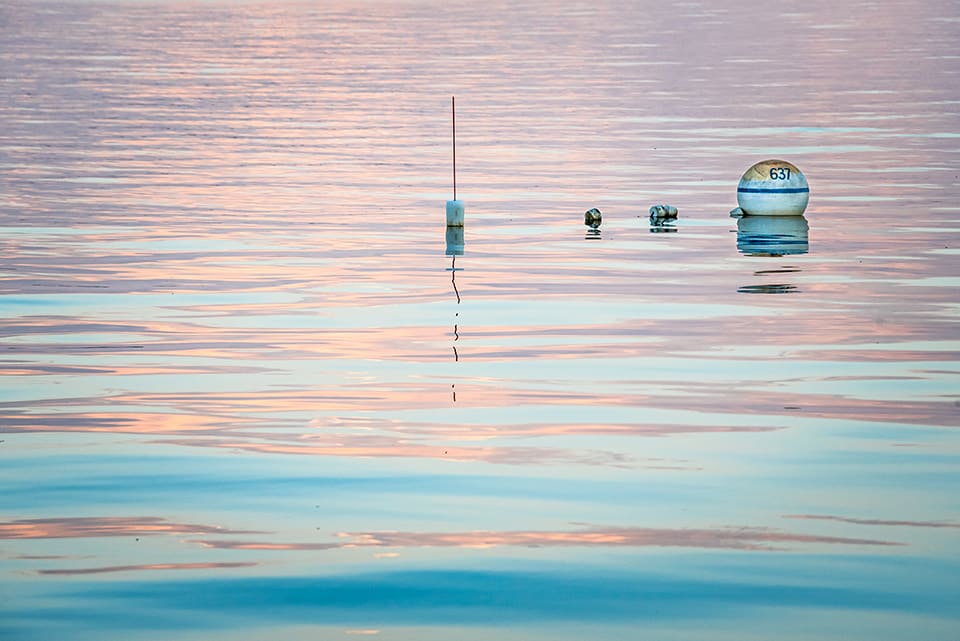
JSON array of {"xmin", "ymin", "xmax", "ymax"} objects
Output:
[
  {"xmin": 737, "ymin": 160, "xmax": 809, "ymax": 216},
  {"xmin": 446, "ymin": 199, "xmax": 464, "ymax": 227}
]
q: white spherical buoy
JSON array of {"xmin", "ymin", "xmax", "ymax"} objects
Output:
[{"xmin": 737, "ymin": 160, "xmax": 809, "ymax": 216}]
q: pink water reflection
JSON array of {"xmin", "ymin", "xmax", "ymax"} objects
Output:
[
  {"xmin": 193, "ymin": 523, "xmax": 899, "ymax": 553},
  {"xmin": 784, "ymin": 515, "xmax": 960, "ymax": 529},
  {"xmin": 0, "ymin": 517, "xmax": 262, "ymax": 539}
]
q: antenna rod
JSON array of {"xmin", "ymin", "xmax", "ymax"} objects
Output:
[{"xmin": 452, "ymin": 95, "xmax": 457, "ymax": 201}]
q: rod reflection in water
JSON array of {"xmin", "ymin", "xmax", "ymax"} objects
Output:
[
  {"xmin": 445, "ymin": 228, "xmax": 464, "ymax": 403},
  {"xmin": 451, "ymin": 254, "xmax": 460, "ymax": 363}
]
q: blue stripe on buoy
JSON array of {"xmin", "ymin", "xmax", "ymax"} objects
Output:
[{"xmin": 737, "ymin": 187, "xmax": 810, "ymax": 194}]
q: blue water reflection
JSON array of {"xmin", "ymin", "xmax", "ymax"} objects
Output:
[{"xmin": 6, "ymin": 556, "xmax": 959, "ymax": 641}]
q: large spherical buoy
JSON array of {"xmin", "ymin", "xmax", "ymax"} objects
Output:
[{"xmin": 737, "ymin": 160, "xmax": 809, "ymax": 216}]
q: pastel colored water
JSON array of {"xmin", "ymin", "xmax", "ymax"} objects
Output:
[{"xmin": 2, "ymin": 1, "xmax": 959, "ymax": 639}]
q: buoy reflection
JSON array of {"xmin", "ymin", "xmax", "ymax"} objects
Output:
[
  {"xmin": 444, "ymin": 231, "xmax": 464, "ymax": 405},
  {"xmin": 649, "ymin": 222, "xmax": 677, "ymax": 234},
  {"xmin": 737, "ymin": 283, "xmax": 799, "ymax": 294},
  {"xmin": 737, "ymin": 215, "xmax": 808, "ymax": 256},
  {"xmin": 446, "ymin": 226, "xmax": 464, "ymax": 256}
]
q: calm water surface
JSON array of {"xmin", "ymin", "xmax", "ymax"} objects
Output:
[{"xmin": 2, "ymin": 1, "xmax": 959, "ymax": 639}]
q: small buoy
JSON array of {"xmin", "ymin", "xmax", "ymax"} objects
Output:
[
  {"xmin": 729, "ymin": 207, "xmax": 744, "ymax": 218},
  {"xmin": 584, "ymin": 207, "xmax": 602, "ymax": 228},
  {"xmin": 649, "ymin": 204, "xmax": 678, "ymax": 222},
  {"xmin": 446, "ymin": 200, "xmax": 464, "ymax": 227},
  {"xmin": 737, "ymin": 160, "xmax": 809, "ymax": 216}
]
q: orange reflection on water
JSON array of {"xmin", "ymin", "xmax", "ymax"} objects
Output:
[
  {"xmin": 0, "ymin": 517, "xmax": 262, "ymax": 539},
  {"xmin": 194, "ymin": 523, "xmax": 899, "ymax": 554},
  {"xmin": 0, "ymin": 410, "xmax": 269, "ymax": 433},
  {"xmin": 37, "ymin": 562, "xmax": 256, "ymax": 575},
  {"xmin": 365, "ymin": 419, "xmax": 783, "ymax": 439},
  {"xmin": 158, "ymin": 436, "xmax": 635, "ymax": 468}
]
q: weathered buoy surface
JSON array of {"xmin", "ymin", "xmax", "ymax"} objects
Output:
[
  {"xmin": 737, "ymin": 160, "xmax": 809, "ymax": 216},
  {"xmin": 446, "ymin": 200, "xmax": 464, "ymax": 227},
  {"xmin": 584, "ymin": 207, "xmax": 602, "ymax": 228},
  {"xmin": 649, "ymin": 204, "xmax": 678, "ymax": 221}
]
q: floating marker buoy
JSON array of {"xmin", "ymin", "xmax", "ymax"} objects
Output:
[
  {"xmin": 737, "ymin": 160, "xmax": 809, "ymax": 216},
  {"xmin": 446, "ymin": 199, "xmax": 464, "ymax": 227},
  {"xmin": 649, "ymin": 204, "xmax": 678, "ymax": 222},
  {"xmin": 584, "ymin": 207, "xmax": 602, "ymax": 228}
]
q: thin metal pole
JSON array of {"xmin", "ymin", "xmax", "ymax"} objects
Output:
[{"xmin": 452, "ymin": 96, "xmax": 457, "ymax": 201}]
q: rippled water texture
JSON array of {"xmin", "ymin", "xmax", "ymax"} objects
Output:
[{"xmin": 2, "ymin": 1, "xmax": 959, "ymax": 639}]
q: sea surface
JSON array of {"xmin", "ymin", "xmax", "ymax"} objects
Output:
[{"xmin": 1, "ymin": 1, "xmax": 959, "ymax": 639}]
